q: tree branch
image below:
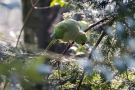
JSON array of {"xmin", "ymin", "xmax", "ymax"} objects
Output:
[
  {"xmin": 84, "ymin": 17, "xmax": 111, "ymax": 32},
  {"xmin": 88, "ymin": 32, "xmax": 106, "ymax": 59},
  {"xmin": 77, "ymin": 32, "xmax": 106, "ymax": 90}
]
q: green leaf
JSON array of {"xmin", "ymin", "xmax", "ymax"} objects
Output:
[
  {"xmin": 50, "ymin": 0, "xmax": 66, "ymax": 7},
  {"xmin": 65, "ymin": 1, "xmax": 72, "ymax": 8},
  {"xmin": 60, "ymin": 0, "xmax": 65, "ymax": 7},
  {"xmin": 24, "ymin": 57, "xmax": 45, "ymax": 82},
  {"xmin": 76, "ymin": 4, "xmax": 84, "ymax": 9},
  {"xmin": 50, "ymin": 0, "xmax": 57, "ymax": 7}
]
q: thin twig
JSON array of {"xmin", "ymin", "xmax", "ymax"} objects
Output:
[
  {"xmin": 3, "ymin": 78, "xmax": 8, "ymax": 90},
  {"xmin": 30, "ymin": 0, "xmax": 34, "ymax": 7},
  {"xmin": 58, "ymin": 62, "xmax": 63, "ymax": 88},
  {"xmin": 125, "ymin": 64, "xmax": 129, "ymax": 80},
  {"xmin": 84, "ymin": 17, "xmax": 111, "ymax": 32},
  {"xmin": 15, "ymin": 0, "xmax": 39, "ymax": 48},
  {"xmin": 77, "ymin": 70, "xmax": 85, "ymax": 90},
  {"xmin": 88, "ymin": 32, "xmax": 106, "ymax": 59},
  {"xmin": 34, "ymin": 6, "xmax": 52, "ymax": 9},
  {"xmin": 61, "ymin": 42, "xmax": 74, "ymax": 55},
  {"xmin": 52, "ymin": 42, "xmax": 74, "ymax": 67},
  {"xmin": 31, "ymin": 0, "xmax": 57, "ymax": 9}
]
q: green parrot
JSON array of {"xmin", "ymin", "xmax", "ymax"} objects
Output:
[{"xmin": 45, "ymin": 19, "xmax": 87, "ymax": 52}]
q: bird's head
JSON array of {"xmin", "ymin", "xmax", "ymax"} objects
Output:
[{"xmin": 75, "ymin": 32, "xmax": 87, "ymax": 45}]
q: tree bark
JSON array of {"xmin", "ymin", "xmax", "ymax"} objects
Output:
[{"xmin": 22, "ymin": 0, "xmax": 67, "ymax": 53}]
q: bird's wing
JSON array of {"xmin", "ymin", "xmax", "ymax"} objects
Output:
[
  {"xmin": 52, "ymin": 22, "xmax": 69, "ymax": 39},
  {"xmin": 51, "ymin": 19, "xmax": 80, "ymax": 42}
]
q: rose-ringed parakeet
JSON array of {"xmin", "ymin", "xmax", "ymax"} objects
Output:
[{"xmin": 45, "ymin": 19, "xmax": 87, "ymax": 52}]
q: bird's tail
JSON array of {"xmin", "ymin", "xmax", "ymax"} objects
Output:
[{"xmin": 44, "ymin": 39, "xmax": 57, "ymax": 52}]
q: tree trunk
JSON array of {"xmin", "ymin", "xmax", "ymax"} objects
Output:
[{"xmin": 22, "ymin": 0, "xmax": 67, "ymax": 53}]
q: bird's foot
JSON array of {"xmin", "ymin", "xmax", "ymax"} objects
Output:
[{"xmin": 68, "ymin": 42, "xmax": 73, "ymax": 47}]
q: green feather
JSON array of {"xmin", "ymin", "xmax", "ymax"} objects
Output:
[
  {"xmin": 44, "ymin": 39, "xmax": 57, "ymax": 52},
  {"xmin": 53, "ymin": 19, "xmax": 80, "ymax": 42}
]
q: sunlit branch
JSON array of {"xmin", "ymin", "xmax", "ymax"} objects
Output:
[{"xmin": 34, "ymin": 6, "xmax": 51, "ymax": 9}]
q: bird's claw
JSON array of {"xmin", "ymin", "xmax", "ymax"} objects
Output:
[{"xmin": 68, "ymin": 42, "xmax": 72, "ymax": 47}]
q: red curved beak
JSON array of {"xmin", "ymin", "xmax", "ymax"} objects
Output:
[{"xmin": 82, "ymin": 42, "xmax": 86, "ymax": 45}]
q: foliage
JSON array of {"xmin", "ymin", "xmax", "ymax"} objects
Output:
[
  {"xmin": 50, "ymin": 0, "xmax": 66, "ymax": 7},
  {"xmin": 0, "ymin": 0, "xmax": 135, "ymax": 90}
]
